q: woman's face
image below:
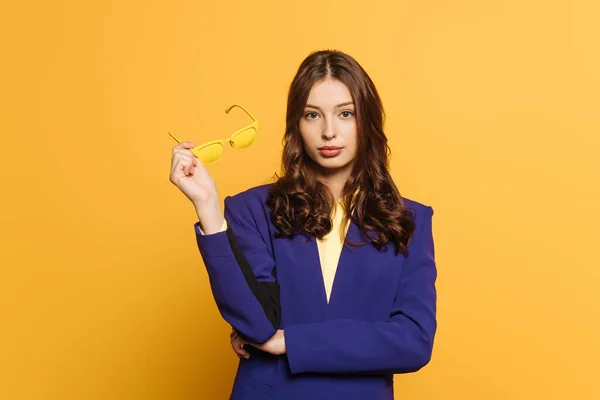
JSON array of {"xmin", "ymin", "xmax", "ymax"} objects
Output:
[{"xmin": 299, "ymin": 78, "xmax": 358, "ymax": 179}]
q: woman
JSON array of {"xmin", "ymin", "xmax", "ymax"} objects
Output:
[{"xmin": 169, "ymin": 49, "xmax": 437, "ymax": 399}]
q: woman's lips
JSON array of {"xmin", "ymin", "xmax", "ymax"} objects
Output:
[{"xmin": 318, "ymin": 147, "xmax": 343, "ymax": 157}]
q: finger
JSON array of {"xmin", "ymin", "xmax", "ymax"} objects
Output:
[
  {"xmin": 170, "ymin": 153, "xmax": 194, "ymax": 176},
  {"xmin": 172, "ymin": 147, "xmax": 196, "ymax": 159},
  {"xmin": 233, "ymin": 336, "xmax": 247, "ymax": 348},
  {"xmin": 172, "ymin": 157, "xmax": 191, "ymax": 178},
  {"xmin": 171, "ymin": 149, "xmax": 195, "ymax": 168},
  {"xmin": 231, "ymin": 344, "xmax": 245, "ymax": 358},
  {"xmin": 173, "ymin": 141, "xmax": 196, "ymax": 151},
  {"xmin": 231, "ymin": 340, "xmax": 241, "ymax": 352},
  {"xmin": 235, "ymin": 344, "xmax": 249, "ymax": 356},
  {"xmin": 170, "ymin": 158, "xmax": 183, "ymax": 180},
  {"xmin": 174, "ymin": 154, "xmax": 197, "ymax": 177},
  {"xmin": 174, "ymin": 152, "xmax": 200, "ymax": 176},
  {"xmin": 238, "ymin": 343, "xmax": 250, "ymax": 359},
  {"xmin": 231, "ymin": 337, "xmax": 250, "ymax": 359},
  {"xmin": 230, "ymin": 332, "xmax": 240, "ymax": 345},
  {"xmin": 240, "ymin": 350, "xmax": 250, "ymax": 359},
  {"xmin": 171, "ymin": 148, "xmax": 197, "ymax": 170}
]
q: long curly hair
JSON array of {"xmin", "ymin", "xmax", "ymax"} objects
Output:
[{"xmin": 267, "ymin": 50, "xmax": 416, "ymax": 256}]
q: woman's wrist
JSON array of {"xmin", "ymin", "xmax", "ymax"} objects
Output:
[{"xmin": 194, "ymin": 198, "xmax": 225, "ymax": 235}]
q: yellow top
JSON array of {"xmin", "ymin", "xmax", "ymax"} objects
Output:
[{"xmin": 316, "ymin": 199, "xmax": 349, "ymax": 303}]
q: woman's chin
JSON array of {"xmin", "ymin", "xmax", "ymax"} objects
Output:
[{"xmin": 315, "ymin": 159, "xmax": 354, "ymax": 175}]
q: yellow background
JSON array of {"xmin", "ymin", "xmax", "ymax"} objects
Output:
[{"xmin": 1, "ymin": 0, "xmax": 599, "ymax": 398}]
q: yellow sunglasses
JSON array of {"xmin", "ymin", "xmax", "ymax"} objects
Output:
[{"xmin": 168, "ymin": 104, "xmax": 259, "ymax": 164}]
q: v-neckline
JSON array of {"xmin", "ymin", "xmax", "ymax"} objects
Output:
[
  {"xmin": 317, "ymin": 227, "xmax": 346, "ymax": 304},
  {"xmin": 312, "ymin": 205, "xmax": 357, "ymax": 308}
]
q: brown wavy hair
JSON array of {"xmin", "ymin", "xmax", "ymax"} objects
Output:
[{"xmin": 267, "ymin": 49, "xmax": 416, "ymax": 256}]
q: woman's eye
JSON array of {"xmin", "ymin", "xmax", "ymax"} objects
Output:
[
  {"xmin": 305, "ymin": 112, "xmax": 319, "ymax": 119},
  {"xmin": 340, "ymin": 111, "xmax": 354, "ymax": 118}
]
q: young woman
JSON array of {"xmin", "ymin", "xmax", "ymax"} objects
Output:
[{"xmin": 169, "ymin": 49, "xmax": 437, "ymax": 399}]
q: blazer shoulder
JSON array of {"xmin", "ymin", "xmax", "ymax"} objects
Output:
[
  {"xmin": 401, "ymin": 195, "xmax": 433, "ymax": 211},
  {"xmin": 224, "ymin": 183, "xmax": 273, "ymax": 218},
  {"xmin": 228, "ymin": 183, "xmax": 272, "ymax": 203},
  {"xmin": 401, "ymin": 196, "xmax": 435, "ymax": 257},
  {"xmin": 401, "ymin": 195, "xmax": 434, "ymax": 224}
]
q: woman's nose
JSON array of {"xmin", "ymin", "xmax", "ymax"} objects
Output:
[{"xmin": 322, "ymin": 119, "xmax": 337, "ymax": 139}]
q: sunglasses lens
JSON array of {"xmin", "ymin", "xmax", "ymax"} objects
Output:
[
  {"xmin": 231, "ymin": 128, "xmax": 256, "ymax": 149},
  {"xmin": 194, "ymin": 143, "xmax": 224, "ymax": 164}
]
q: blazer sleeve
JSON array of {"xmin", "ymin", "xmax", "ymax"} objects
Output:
[
  {"xmin": 194, "ymin": 195, "xmax": 280, "ymax": 344},
  {"xmin": 285, "ymin": 205, "xmax": 437, "ymax": 375}
]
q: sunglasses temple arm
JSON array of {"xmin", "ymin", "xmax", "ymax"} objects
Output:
[
  {"xmin": 225, "ymin": 104, "xmax": 257, "ymax": 122},
  {"xmin": 168, "ymin": 131, "xmax": 182, "ymax": 143}
]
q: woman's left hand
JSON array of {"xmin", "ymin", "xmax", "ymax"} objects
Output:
[
  {"xmin": 230, "ymin": 330, "xmax": 250, "ymax": 359},
  {"xmin": 251, "ymin": 330, "xmax": 286, "ymax": 355}
]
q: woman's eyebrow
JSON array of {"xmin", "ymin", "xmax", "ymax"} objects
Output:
[{"xmin": 305, "ymin": 102, "xmax": 355, "ymax": 111}]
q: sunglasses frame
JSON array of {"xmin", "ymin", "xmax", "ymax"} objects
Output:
[{"xmin": 168, "ymin": 104, "xmax": 259, "ymax": 164}]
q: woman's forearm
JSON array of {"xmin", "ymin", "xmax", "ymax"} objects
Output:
[{"xmin": 194, "ymin": 198, "xmax": 225, "ymax": 235}]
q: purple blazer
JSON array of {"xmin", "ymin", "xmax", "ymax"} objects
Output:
[{"xmin": 194, "ymin": 183, "xmax": 437, "ymax": 399}]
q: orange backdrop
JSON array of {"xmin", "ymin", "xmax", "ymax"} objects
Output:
[{"xmin": 1, "ymin": 0, "xmax": 599, "ymax": 398}]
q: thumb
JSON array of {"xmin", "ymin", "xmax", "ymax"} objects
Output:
[{"xmin": 181, "ymin": 141, "xmax": 196, "ymax": 149}]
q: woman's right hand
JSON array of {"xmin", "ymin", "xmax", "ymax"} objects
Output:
[
  {"xmin": 230, "ymin": 329, "xmax": 250, "ymax": 359},
  {"xmin": 169, "ymin": 142, "xmax": 218, "ymax": 206}
]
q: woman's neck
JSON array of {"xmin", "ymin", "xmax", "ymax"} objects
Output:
[{"xmin": 318, "ymin": 169, "xmax": 351, "ymax": 200}]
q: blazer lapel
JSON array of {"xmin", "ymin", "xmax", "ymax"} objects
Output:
[
  {"xmin": 325, "ymin": 219, "xmax": 371, "ymax": 316},
  {"xmin": 285, "ymin": 232, "xmax": 329, "ymax": 321}
]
